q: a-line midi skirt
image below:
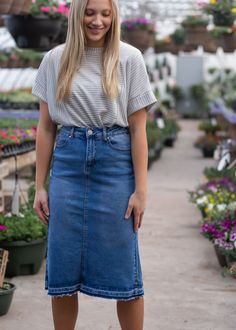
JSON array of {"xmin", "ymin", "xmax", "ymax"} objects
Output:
[{"xmin": 46, "ymin": 125, "xmax": 144, "ymax": 300}]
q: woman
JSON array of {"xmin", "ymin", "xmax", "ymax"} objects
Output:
[{"xmin": 32, "ymin": 0, "xmax": 157, "ymax": 329}]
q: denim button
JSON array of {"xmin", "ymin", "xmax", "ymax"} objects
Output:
[{"xmin": 87, "ymin": 129, "xmax": 93, "ymax": 136}]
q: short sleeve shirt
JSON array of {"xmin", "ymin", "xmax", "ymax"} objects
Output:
[{"xmin": 32, "ymin": 41, "xmax": 158, "ymax": 127}]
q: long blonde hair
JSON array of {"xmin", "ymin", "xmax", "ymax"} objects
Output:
[{"xmin": 56, "ymin": 0, "xmax": 120, "ymax": 103}]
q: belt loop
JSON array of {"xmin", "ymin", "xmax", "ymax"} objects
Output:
[
  {"xmin": 69, "ymin": 127, "xmax": 75, "ymax": 138},
  {"xmin": 103, "ymin": 127, "xmax": 108, "ymax": 141}
]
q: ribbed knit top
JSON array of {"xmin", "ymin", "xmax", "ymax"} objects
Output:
[{"xmin": 32, "ymin": 41, "xmax": 158, "ymax": 128}]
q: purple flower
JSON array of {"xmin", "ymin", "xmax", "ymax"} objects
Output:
[
  {"xmin": 230, "ymin": 233, "xmax": 236, "ymax": 241},
  {"xmin": 220, "ymin": 220, "xmax": 232, "ymax": 230},
  {"xmin": 0, "ymin": 224, "xmax": 7, "ymax": 231}
]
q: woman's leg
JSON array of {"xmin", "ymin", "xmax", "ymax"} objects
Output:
[
  {"xmin": 116, "ymin": 297, "xmax": 144, "ymax": 330},
  {"xmin": 51, "ymin": 293, "xmax": 79, "ymax": 330}
]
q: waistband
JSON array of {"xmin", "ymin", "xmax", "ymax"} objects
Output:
[{"xmin": 58, "ymin": 125, "xmax": 130, "ymax": 140}]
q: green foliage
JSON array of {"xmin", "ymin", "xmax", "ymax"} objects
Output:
[
  {"xmin": 0, "ymin": 207, "xmax": 47, "ymax": 242},
  {"xmin": 0, "ymin": 118, "xmax": 38, "ymax": 130},
  {"xmin": 202, "ymin": 0, "xmax": 236, "ymax": 26},
  {"xmin": 182, "ymin": 15, "xmax": 208, "ymax": 27},
  {"xmin": 12, "ymin": 48, "xmax": 43, "ymax": 62},
  {"xmin": 146, "ymin": 120, "xmax": 165, "ymax": 149},
  {"xmin": 190, "ymin": 84, "xmax": 206, "ymax": 102},
  {"xmin": 163, "ymin": 119, "xmax": 181, "ymax": 137},
  {"xmin": 0, "ymin": 90, "xmax": 38, "ymax": 103},
  {"xmin": 0, "ymin": 53, "xmax": 8, "ymax": 62},
  {"xmin": 208, "ymin": 67, "xmax": 218, "ymax": 74},
  {"xmin": 198, "ymin": 120, "xmax": 222, "ymax": 134},
  {"xmin": 0, "ymin": 180, "xmax": 51, "ymax": 242},
  {"xmin": 169, "ymin": 85, "xmax": 184, "ymax": 101},
  {"xmin": 203, "ymin": 166, "xmax": 236, "ymax": 182},
  {"xmin": 211, "ymin": 26, "xmax": 232, "ymax": 38},
  {"xmin": 170, "ymin": 27, "xmax": 185, "ymax": 45}
]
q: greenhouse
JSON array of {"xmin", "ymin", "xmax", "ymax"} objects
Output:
[{"xmin": 0, "ymin": 0, "xmax": 236, "ymax": 329}]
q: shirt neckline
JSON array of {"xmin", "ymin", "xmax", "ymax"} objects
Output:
[{"xmin": 85, "ymin": 46, "xmax": 104, "ymax": 53}]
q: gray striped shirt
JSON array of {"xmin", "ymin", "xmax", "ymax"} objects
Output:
[{"xmin": 32, "ymin": 41, "xmax": 158, "ymax": 127}]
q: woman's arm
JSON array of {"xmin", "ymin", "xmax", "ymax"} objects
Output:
[
  {"xmin": 125, "ymin": 108, "xmax": 148, "ymax": 232},
  {"xmin": 33, "ymin": 101, "xmax": 57, "ymax": 225}
]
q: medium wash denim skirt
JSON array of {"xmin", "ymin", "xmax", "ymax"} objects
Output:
[{"xmin": 46, "ymin": 125, "xmax": 144, "ymax": 300}]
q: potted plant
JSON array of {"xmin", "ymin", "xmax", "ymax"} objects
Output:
[
  {"xmin": 163, "ymin": 119, "xmax": 180, "ymax": 147},
  {"xmin": 198, "ymin": 119, "xmax": 222, "ymax": 135},
  {"xmin": 121, "ymin": 17, "xmax": 156, "ymax": 53},
  {"xmin": 182, "ymin": 15, "xmax": 209, "ymax": 48},
  {"xmin": 194, "ymin": 134, "xmax": 222, "ymax": 157},
  {"xmin": 202, "ymin": 0, "xmax": 236, "ymax": 27},
  {"xmin": 200, "ymin": 207, "xmax": 236, "ymax": 269},
  {"xmin": 4, "ymin": 0, "xmax": 69, "ymax": 51},
  {"xmin": 203, "ymin": 166, "xmax": 236, "ymax": 182},
  {"xmin": 0, "ymin": 195, "xmax": 47, "ymax": 277},
  {"xmin": 0, "ymin": 89, "xmax": 38, "ymax": 110},
  {"xmin": 0, "ymin": 248, "xmax": 16, "ymax": 316},
  {"xmin": 211, "ymin": 26, "xmax": 236, "ymax": 52}
]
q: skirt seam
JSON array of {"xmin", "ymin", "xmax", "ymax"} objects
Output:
[{"xmin": 46, "ymin": 283, "xmax": 144, "ymax": 300}]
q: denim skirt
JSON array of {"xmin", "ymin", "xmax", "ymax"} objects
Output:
[{"xmin": 46, "ymin": 125, "xmax": 144, "ymax": 300}]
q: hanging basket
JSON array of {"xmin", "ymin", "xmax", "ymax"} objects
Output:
[
  {"xmin": 4, "ymin": 14, "xmax": 62, "ymax": 51},
  {"xmin": 9, "ymin": 0, "xmax": 25, "ymax": 14},
  {"xmin": 21, "ymin": 0, "xmax": 32, "ymax": 14},
  {"xmin": 122, "ymin": 29, "xmax": 155, "ymax": 53},
  {"xmin": 0, "ymin": 141, "xmax": 35, "ymax": 159},
  {"xmin": 184, "ymin": 25, "xmax": 209, "ymax": 48},
  {"xmin": 0, "ymin": 0, "xmax": 14, "ymax": 14}
]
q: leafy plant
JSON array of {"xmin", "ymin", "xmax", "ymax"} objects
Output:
[
  {"xmin": 198, "ymin": 120, "xmax": 222, "ymax": 134},
  {"xmin": 211, "ymin": 26, "xmax": 232, "ymax": 38},
  {"xmin": 170, "ymin": 27, "xmax": 185, "ymax": 45},
  {"xmin": 203, "ymin": 166, "xmax": 236, "ymax": 181},
  {"xmin": 182, "ymin": 15, "xmax": 208, "ymax": 27},
  {"xmin": 121, "ymin": 17, "xmax": 156, "ymax": 33},
  {"xmin": 30, "ymin": 0, "xmax": 69, "ymax": 18},
  {"xmin": 169, "ymin": 85, "xmax": 184, "ymax": 101},
  {"xmin": 194, "ymin": 134, "xmax": 222, "ymax": 149},
  {"xmin": 0, "ymin": 90, "xmax": 38, "ymax": 103},
  {"xmin": 202, "ymin": 0, "xmax": 236, "ymax": 27},
  {"xmin": 0, "ymin": 206, "xmax": 47, "ymax": 242},
  {"xmin": 0, "ymin": 117, "xmax": 38, "ymax": 129}
]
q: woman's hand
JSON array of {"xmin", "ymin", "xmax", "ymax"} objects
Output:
[
  {"xmin": 125, "ymin": 191, "xmax": 146, "ymax": 232},
  {"xmin": 33, "ymin": 188, "xmax": 50, "ymax": 225}
]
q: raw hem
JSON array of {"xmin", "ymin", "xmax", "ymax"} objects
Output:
[{"xmin": 45, "ymin": 283, "xmax": 144, "ymax": 301}]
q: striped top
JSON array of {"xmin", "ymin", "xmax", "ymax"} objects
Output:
[{"xmin": 32, "ymin": 41, "xmax": 158, "ymax": 128}]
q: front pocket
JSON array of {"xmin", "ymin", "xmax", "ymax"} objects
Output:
[
  {"xmin": 55, "ymin": 132, "xmax": 71, "ymax": 149},
  {"xmin": 107, "ymin": 132, "xmax": 131, "ymax": 151}
]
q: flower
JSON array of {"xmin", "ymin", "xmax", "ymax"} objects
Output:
[
  {"xmin": 30, "ymin": 0, "xmax": 70, "ymax": 18},
  {"xmin": 0, "ymin": 225, "xmax": 7, "ymax": 231},
  {"xmin": 121, "ymin": 17, "xmax": 156, "ymax": 33},
  {"xmin": 202, "ymin": 0, "xmax": 236, "ymax": 27}
]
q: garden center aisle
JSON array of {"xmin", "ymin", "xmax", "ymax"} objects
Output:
[{"xmin": 1, "ymin": 120, "xmax": 236, "ymax": 330}]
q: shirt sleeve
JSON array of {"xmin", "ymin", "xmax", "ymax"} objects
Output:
[
  {"xmin": 31, "ymin": 50, "xmax": 51, "ymax": 103},
  {"xmin": 127, "ymin": 50, "xmax": 158, "ymax": 116}
]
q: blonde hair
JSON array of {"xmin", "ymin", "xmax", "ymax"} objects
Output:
[{"xmin": 56, "ymin": 0, "xmax": 120, "ymax": 102}]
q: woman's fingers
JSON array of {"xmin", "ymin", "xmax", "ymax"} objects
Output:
[
  {"xmin": 125, "ymin": 206, "xmax": 144, "ymax": 233},
  {"xmin": 42, "ymin": 200, "xmax": 50, "ymax": 217},
  {"xmin": 125, "ymin": 203, "xmax": 133, "ymax": 219},
  {"xmin": 34, "ymin": 201, "xmax": 49, "ymax": 225},
  {"xmin": 133, "ymin": 210, "xmax": 143, "ymax": 233}
]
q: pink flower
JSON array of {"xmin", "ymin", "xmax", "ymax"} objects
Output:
[
  {"xmin": 57, "ymin": 3, "xmax": 70, "ymax": 16},
  {"xmin": 197, "ymin": 0, "xmax": 208, "ymax": 8},
  {"xmin": 40, "ymin": 6, "xmax": 51, "ymax": 13},
  {"xmin": 0, "ymin": 224, "xmax": 7, "ymax": 231}
]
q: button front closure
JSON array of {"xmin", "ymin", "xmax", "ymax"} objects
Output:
[{"xmin": 87, "ymin": 129, "xmax": 93, "ymax": 136}]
